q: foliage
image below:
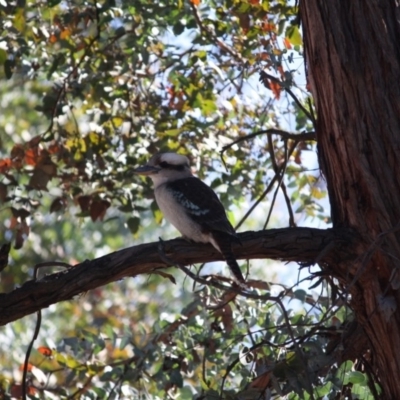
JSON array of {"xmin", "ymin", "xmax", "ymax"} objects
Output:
[{"xmin": 0, "ymin": 0, "xmax": 372, "ymax": 399}]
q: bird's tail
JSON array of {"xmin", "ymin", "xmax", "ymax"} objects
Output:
[{"xmin": 211, "ymin": 232, "xmax": 245, "ymax": 283}]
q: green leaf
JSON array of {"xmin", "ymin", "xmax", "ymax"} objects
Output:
[
  {"xmin": 293, "ymin": 289, "xmax": 307, "ymax": 302},
  {"xmin": 347, "ymin": 371, "xmax": 367, "ymax": 385},
  {"xmin": 286, "ymin": 25, "xmax": 302, "ymax": 46},
  {"xmin": 127, "ymin": 216, "xmax": 140, "ymax": 234},
  {"xmin": 0, "ymin": 49, "xmax": 7, "ymax": 65}
]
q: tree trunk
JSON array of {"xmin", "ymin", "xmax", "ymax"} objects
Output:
[{"xmin": 300, "ymin": 1, "xmax": 400, "ymax": 398}]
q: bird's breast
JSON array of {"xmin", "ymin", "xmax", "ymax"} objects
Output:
[{"xmin": 154, "ymin": 185, "xmax": 210, "ymax": 243}]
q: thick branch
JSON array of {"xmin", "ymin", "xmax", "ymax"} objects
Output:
[{"xmin": 0, "ymin": 227, "xmax": 355, "ymax": 326}]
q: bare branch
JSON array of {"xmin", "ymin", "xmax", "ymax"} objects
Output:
[
  {"xmin": 221, "ymin": 128, "xmax": 316, "ymax": 155},
  {"xmin": 259, "ymin": 71, "xmax": 315, "ymax": 123},
  {"xmin": 234, "ymin": 141, "xmax": 298, "ymax": 230}
]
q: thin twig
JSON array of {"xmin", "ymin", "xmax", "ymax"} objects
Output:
[
  {"xmin": 263, "ymin": 138, "xmax": 293, "ymax": 229},
  {"xmin": 22, "ymin": 261, "xmax": 71, "ymax": 400},
  {"xmin": 234, "ymin": 142, "xmax": 298, "ymax": 231},
  {"xmin": 221, "ymin": 128, "xmax": 315, "ymax": 155},
  {"xmin": 267, "ymin": 137, "xmax": 296, "ymax": 227},
  {"xmin": 260, "ymin": 71, "xmax": 314, "ymax": 122}
]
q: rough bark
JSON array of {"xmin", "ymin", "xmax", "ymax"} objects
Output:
[
  {"xmin": 300, "ymin": 1, "xmax": 400, "ymax": 398},
  {"xmin": 0, "ymin": 227, "xmax": 354, "ymax": 326}
]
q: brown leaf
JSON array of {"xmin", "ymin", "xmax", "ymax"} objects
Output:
[
  {"xmin": 10, "ymin": 144, "xmax": 25, "ymax": 169},
  {"xmin": 10, "ymin": 144, "xmax": 24, "ymax": 160},
  {"xmin": 37, "ymin": 152, "xmax": 57, "ymax": 176},
  {"xmin": 28, "ymin": 168, "xmax": 50, "ymax": 190},
  {"xmin": 90, "ymin": 199, "xmax": 111, "ymax": 222},
  {"xmin": 249, "ymin": 370, "xmax": 271, "ymax": 389},
  {"xmin": 28, "ymin": 135, "xmax": 43, "ymax": 148},
  {"xmin": 48, "ymin": 142, "xmax": 61, "ymax": 155},
  {"xmin": 153, "ymin": 270, "xmax": 177, "ymax": 284},
  {"xmin": 0, "ymin": 182, "xmax": 7, "ymax": 202},
  {"xmin": 0, "ymin": 243, "xmax": 11, "ymax": 272},
  {"xmin": 247, "ymin": 280, "xmax": 271, "ymax": 290},
  {"xmin": 220, "ymin": 304, "xmax": 233, "ymax": 333},
  {"xmin": 15, "ymin": 219, "xmax": 30, "ymax": 249},
  {"xmin": 9, "ymin": 216, "xmax": 18, "ymax": 230},
  {"xmin": 77, "ymin": 195, "xmax": 92, "ymax": 213},
  {"xmin": 14, "ymin": 234, "xmax": 24, "ymax": 250},
  {"xmin": 50, "ymin": 197, "xmax": 66, "ymax": 213},
  {"xmin": 11, "ymin": 383, "xmax": 36, "ymax": 397},
  {"xmin": 11, "ymin": 207, "xmax": 31, "ymax": 219},
  {"xmin": 238, "ymin": 13, "xmax": 250, "ymax": 33}
]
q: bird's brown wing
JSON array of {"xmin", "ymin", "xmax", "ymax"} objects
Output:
[{"xmin": 167, "ymin": 177, "xmax": 236, "ymax": 236}]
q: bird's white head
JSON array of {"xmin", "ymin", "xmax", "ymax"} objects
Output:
[{"xmin": 134, "ymin": 152, "xmax": 192, "ymax": 187}]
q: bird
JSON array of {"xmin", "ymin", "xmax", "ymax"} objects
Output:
[{"xmin": 134, "ymin": 151, "xmax": 245, "ymax": 283}]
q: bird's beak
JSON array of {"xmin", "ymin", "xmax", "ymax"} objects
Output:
[{"xmin": 133, "ymin": 165, "xmax": 160, "ymax": 175}]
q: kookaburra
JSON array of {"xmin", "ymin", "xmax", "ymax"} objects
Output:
[{"xmin": 134, "ymin": 152, "xmax": 245, "ymax": 283}]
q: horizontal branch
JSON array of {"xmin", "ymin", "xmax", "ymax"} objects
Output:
[
  {"xmin": 221, "ymin": 128, "xmax": 316, "ymax": 154},
  {"xmin": 0, "ymin": 227, "xmax": 356, "ymax": 326}
]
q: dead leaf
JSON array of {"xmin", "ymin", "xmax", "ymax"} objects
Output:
[
  {"xmin": 28, "ymin": 168, "xmax": 50, "ymax": 190},
  {"xmin": 249, "ymin": 370, "xmax": 271, "ymax": 388},
  {"xmin": 0, "ymin": 243, "xmax": 11, "ymax": 272},
  {"xmin": 90, "ymin": 199, "xmax": 111, "ymax": 221},
  {"xmin": 11, "ymin": 383, "xmax": 36, "ymax": 397},
  {"xmin": 153, "ymin": 270, "xmax": 177, "ymax": 284},
  {"xmin": 0, "ymin": 182, "xmax": 7, "ymax": 202},
  {"xmin": 77, "ymin": 195, "xmax": 92, "ymax": 213},
  {"xmin": 50, "ymin": 197, "xmax": 66, "ymax": 213}
]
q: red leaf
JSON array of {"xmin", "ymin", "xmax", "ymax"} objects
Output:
[
  {"xmin": 38, "ymin": 346, "xmax": 53, "ymax": 357},
  {"xmin": 266, "ymin": 80, "xmax": 281, "ymax": 100},
  {"xmin": 0, "ymin": 158, "xmax": 12, "ymax": 173},
  {"xmin": 25, "ymin": 148, "xmax": 38, "ymax": 166},
  {"xmin": 11, "ymin": 383, "xmax": 36, "ymax": 397},
  {"xmin": 283, "ymin": 37, "xmax": 292, "ymax": 49},
  {"xmin": 262, "ymin": 22, "xmax": 276, "ymax": 32},
  {"xmin": 19, "ymin": 362, "xmax": 33, "ymax": 372}
]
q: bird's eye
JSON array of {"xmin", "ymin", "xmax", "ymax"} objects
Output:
[{"xmin": 159, "ymin": 161, "xmax": 170, "ymax": 168}]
